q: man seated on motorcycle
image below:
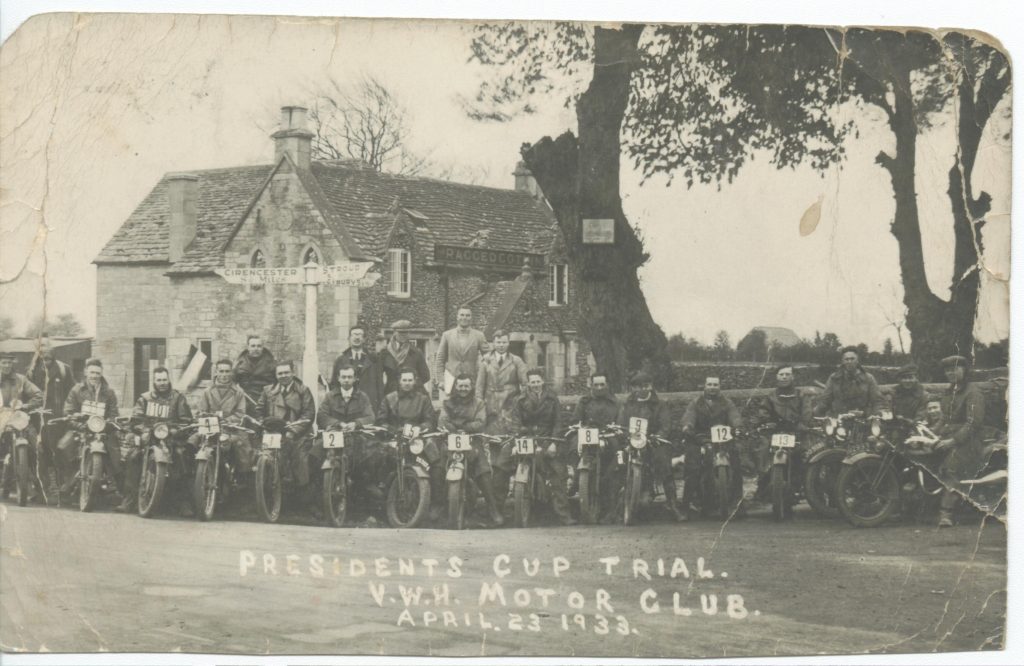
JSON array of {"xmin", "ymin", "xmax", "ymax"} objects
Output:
[
  {"xmin": 924, "ymin": 400, "xmax": 944, "ymax": 431},
  {"xmin": 60, "ymin": 358, "xmax": 121, "ymax": 497},
  {"xmin": 753, "ymin": 366, "xmax": 812, "ymax": 504},
  {"xmin": 933, "ymin": 355, "xmax": 986, "ymax": 528},
  {"xmin": 190, "ymin": 359, "xmax": 251, "ymax": 481},
  {"xmin": 257, "ymin": 360, "xmax": 316, "ymax": 487},
  {"xmin": 376, "ymin": 369, "xmax": 443, "ymax": 520},
  {"xmin": 613, "ymin": 371, "xmax": 684, "ymax": 523},
  {"xmin": 570, "ymin": 373, "xmax": 621, "ymax": 520},
  {"xmin": 438, "ymin": 373, "xmax": 504, "ymax": 526},
  {"xmin": 494, "ymin": 369, "xmax": 575, "ymax": 526},
  {"xmin": 118, "ymin": 366, "xmax": 194, "ymax": 513},
  {"xmin": 814, "ymin": 347, "xmax": 882, "ymax": 418},
  {"xmin": 892, "ymin": 364, "xmax": 928, "ymax": 421},
  {"xmin": 681, "ymin": 376, "xmax": 744, "ymax": 519},
  {"xmin": 317, "ymin": 365, "xmax": 377, "ymax": 512},
  {"xmin": 1, "ymin": 352, "xmax": 45, "ymax": 500},
  {"xmin": 27, "ymin": 337, "xmax": 75, "ymax": 504}
]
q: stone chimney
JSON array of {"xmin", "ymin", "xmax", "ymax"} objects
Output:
[
  {"xmin": 513, "ymin": 161, "xmax": 542, "ymax": 200},
  {"xmin": 272, "ymin": 105, "xmax": 314, "ymax": 169},
  {"xmin": 167, "ymin": 173, "xmax": 199, "ymax": 263}
]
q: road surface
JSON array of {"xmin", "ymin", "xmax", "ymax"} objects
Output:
[{"xmin": 0, "ymin": 501, "xmax": 1006, "ymax": 658}]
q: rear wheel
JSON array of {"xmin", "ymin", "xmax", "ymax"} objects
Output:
[
  {"xmin": 322, "ymin": 459, "xmax": 348, "ymax": 528},
  {"xmin": 447, "ymin": 480, "xmax": 465, "ymax": 530},
  {"xmin": 14, "ymin": 446, "xmax": 31, "ymax": 507},
  {"xmin": 623, "ymin": 465, "xmax": 643, "ymax": 526},
  {"xmin": 804, "ymin": 450, "xmax": 845, "ymax": 518},
  {"xmin": 577, "ymin": 468, "xmax": 598, "ymax": 525},
  {"xmin": 715, "ymin": 466, "xmax": 732, "ymax": 520},
  {"xmin": 386, "ymin": 467, "xmax": 430, "ymax": 527},
  {"xmin": 78, "ymin": 449, "xmax": 97, "ymax": 512},
  {"xmin": 771, "ymin": 464, "xmax": 788, "ymax": 521},
  {"xmin": 513, "ymin": 481, "xmax": 531, "ymax": 528},
  {"xmin": 138, "ymin": 450, "xmax": 167, "ymax": 517},
  {"xmin": 255, "ymin": 455, "xmax": 282, "ymax": 523},
  {"xmin": 836, "ymin": 458, "xmax": 900, "ymax": 528},
  {"xmin": 193, "ymin": 459, "xmax": 218, "ymax": 522}
]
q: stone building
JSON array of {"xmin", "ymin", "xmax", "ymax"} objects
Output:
[{"xmin": 93, "ymin": 106, "xmax": 592, "ymax": 401}]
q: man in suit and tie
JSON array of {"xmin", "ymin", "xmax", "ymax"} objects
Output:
[
  {"xmin": 476, "ymin": 329, "xmax": 528, "ymax": 435},
  {"xmin": 434, "ymin": 306, "xmax": 487, "ymax": 399},
  {"xmin": 330, "ymin": 325, "xmax": 385, "ymax": 410}
]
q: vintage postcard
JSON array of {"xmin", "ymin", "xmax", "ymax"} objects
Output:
[{"xmin": 0, "ymin": 8, "xmax": 1012, "ymax": 663}]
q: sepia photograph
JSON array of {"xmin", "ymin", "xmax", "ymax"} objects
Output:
[{"xmin": 0, "ymin": 1, "xmax": 1016, "ymax": 663}]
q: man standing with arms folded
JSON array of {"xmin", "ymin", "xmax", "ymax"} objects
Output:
[
  {"xmin": 476, "ymin": 329, "xmax": 527, "ymax": 435},
  {"xmin": 233, "ymin": 335, "xmax": 277, "ymax": 417},
  {"xmin": 435, "ymin": 307, "xmax": 487, "ymax": 399}
]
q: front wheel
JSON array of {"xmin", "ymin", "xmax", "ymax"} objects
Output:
[
  {"xmin": 447, "ymin": 480, "xmax": 465, "ymax": 530},
  {"xmin": 255, "ymin": 455, "xmax": 282, "ymax": 523},
  {"xmin": 193, "ymin": 459, "xmax": 218, "ymax": 522},
  {"xmin": 771, "ymin": 464, "xmax": 789, "ymax": 521},
  {"xmin": 14, "ymin": 446, "xmax": 31, "ymax": 507},
  {"xmin": 715, "ymin": 465, "xmax": 732, "ymax": 520},
  {"xmin": 322, "ymin": 459, "xmax": 348, "ymax": 528},
  {"xmin": 836, "ymin": 458, "xmax": 900, "ymax": 528},
  {"xmin": 577, "ymin": 468, "xmax": 598, "ymax": 525},
  {"xmin": 79, "ymin": 449, "xmax": 97, "ymax": 512},
  {"xmin": 138, "ymin": 450, "xmax": 167, "ymax": 517},
  {"xmin": 804, "ymin": 450, "xmax": 845, "ymax": 518},
  {"xmin": 513, "ymin": 481, "xmax": 532, "ymax": 528},
  {"xmin": 386, "ymin": 467, "xmax": 430, "ymax": 527},
  {"xmin": 623, "ymin": 465, "xmax": 644, "ymax": 526}
]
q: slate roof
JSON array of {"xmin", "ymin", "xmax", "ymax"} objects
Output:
[{"xmin": 95, "ymin": 157, "xmax": 558, "ymax": 273}]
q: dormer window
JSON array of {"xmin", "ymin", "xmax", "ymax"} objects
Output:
[{"xmin": 387, "ymin": 248, "xmax": 411, "ymax": 298}]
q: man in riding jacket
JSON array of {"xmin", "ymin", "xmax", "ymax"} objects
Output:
[
  {"xmin": 933, "ymin": 355, "xmax": 987, "ymax": 528},
  {"xmin": 117, "ymin": 366, "xmax": 193, "ymax": 513},
  {"xmin": 493, "ymin": 369, "xmax": 575, "ymax": 525},
  {"xmin": 233, "ymin": 335, "xmax": 277, "ymax": 417},
  {"xmin": 0, "ymin": 352, "xmax": 44, "ymax": 501},
  {"xmin": 438, "ymin": 373, "xmax": 504, "ymax": 526},
  {"xmin": 892, "ymin": 364, "xmax": 928, "ymax": 422},
  {"xmin": 191, "ymin": 359, "xmax": 252, "ymax": 475},
  {"xmin": 616, "ymin": 371, "xmax": 684, "ymax": 523},
  {"xmin": 754, "ymin": 366, "xmax": 812, "ymax": 503},
  {"xmin": 681, "ymin": 376, "xmax": 744, "ymax": 519},
  {"xmin": 571, "ymin": 373, "xmax": 621, "ymax": 520},
  {"xmin": 377, "ymin": 369, "xmax": 443, "ymax": 519},
  {"xmin": 317, "ymin": 365, "xmax": 377, "ymax": 504},
  {"xmin": 60, "ymin": 358, "xmax": 121, "ymax": 497},
  {"xmin": 380, "ymin": 320, "xmax": 432, "ymax": 396},
  {"xmin": 814, "ymin": 347, "xmax": 882, "ymax": 417},
  {"xmin": 258, "ymin": 360, "xmax": 315, "ymax": 486},
  {"xmin": 329, "ymin": 325, "xmax": 385, "ymax": 409},
  {"xmin": 26, "ymin": 337, "xmax": 75, "ymax": 502}
]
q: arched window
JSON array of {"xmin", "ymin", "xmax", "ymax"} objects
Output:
[{"xmin": 303, "ymin": 246, "xmax": 320, "ymax": 264}]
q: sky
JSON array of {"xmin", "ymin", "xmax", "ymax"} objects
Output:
[{"xmin": 0, "ymin": 8, "xmax": 1012, "ymax": 351}]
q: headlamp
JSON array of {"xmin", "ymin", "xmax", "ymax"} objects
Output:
[
  {"xmin": 870, "ymin": 420, "xmax": 881, "ymax": 437},
  {"xmin": 87, "ymin": 415, "xmax": 106, "ymax": 434},
  {"xmin": 153, "ymin": 423, "xmax": 170, "ymax": 440},
  {"xmin": 9, "ymin": 410, "xmax": 30, "ymax": 431},
  {"xmin": 409, "ymin": 439, "xmax": 424, "ymax": 455},
  {"xmin": 630, "ymin": 434, "xmax": 647, "ymax": 449}
]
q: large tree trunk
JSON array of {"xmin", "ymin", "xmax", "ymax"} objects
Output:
[{"xmin": 523, "ymin": 25, "xmax": 671, "ymax": 391}]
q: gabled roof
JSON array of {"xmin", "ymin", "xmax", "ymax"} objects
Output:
[
  {"xmin": 749, "ymin": 326, "xmax": 803, "ymax": 347},
  {"xmin": 95, "ymin": 157, "xmax": 559, "ymax": 273}
]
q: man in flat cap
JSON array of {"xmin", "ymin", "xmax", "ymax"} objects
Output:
[
  {"xmin": 933, "ymin": 354, "xmax": 986, "ymax": 527},
  {"xmin": 814, "ymin": 346, "xmax": 882, "ymax": 418},
  {"xmin": 892, "ymin": 364, "xmax": 928, "ymax": 423},
  {"xmin": 380, "ymin": 320, "xmax": 431, "ymax": 396}
]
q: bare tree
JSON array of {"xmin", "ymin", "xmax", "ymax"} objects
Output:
[{"xmin": 308, "ymin": 75, "xmax": 431, "ymax": 175}]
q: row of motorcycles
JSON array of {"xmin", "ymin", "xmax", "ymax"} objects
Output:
[{"xmin": 1, "ymin": 404, "xmax": 1007, "ymax": 528}]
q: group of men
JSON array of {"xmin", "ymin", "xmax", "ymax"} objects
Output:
[{"xmin": 0, "ymin": 312, "xmax": 1000, "ymax": 528}]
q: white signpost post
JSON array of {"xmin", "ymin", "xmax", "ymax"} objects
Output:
[{"xmin": 215, "ymin": 261, "xmax": 380, "ymax": 393}]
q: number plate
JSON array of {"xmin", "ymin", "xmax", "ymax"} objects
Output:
[
  {"xmin": 514, "ymin": 438, "xmax": 535, "ymax": 455},
  {"xmin": 447, "ymin": 434, "xmax": 471, "ymax": 452},
  {"xmin": 82, "ymin": 401, "xmax": 106, "ymax": 417},
  {"xmin": 880, "ymin": 409, "xmax": 894, "ymax": 421},
  {"xmin": 771, "ymin": 434, "xmax": 796, "ymax": 448},
  {"xmin": 578, "ymin": 428, "xmax": 599, "ymax": 447},
  {"xmin": 629, "ymin": 417, "xmax": 648, "ymax": 438},
  {"xmin": 198, "ymin": 416, "xmax": 220, "ymax": 435},
  {"xmin": 262, "ymin": 433, "xmax": 282, "ymax": 449},
  {"xmin": 145, "ymin": 402, "xmax": 170, "ymax": 419},
  {"xmin": 402, "ymin": 424, "xmax": 420, "ymax": 438},
  {"xmin": 616, "ymin": 450, "xmax": 625, "ymax": 465},
  {"xmin": 322, "ymin": 431, "xmax": 345, "ymax": 449},
  {"xmin": 710, "ymin": 425, "xmax": 733, "ymax": 443}
]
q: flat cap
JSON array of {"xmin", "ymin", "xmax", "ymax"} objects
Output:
[
  {"xmin": 389, "ymin": 319, "xmax": 412, "ymax": 331},
  {"xmin": 897, "ymin": 364, "xmax": 918, "ymax": 378},
  {"xmin": 629, "ymin": 370, "xmax": 652, "ymax": 385},
  {"xmin": 941, "ymin": 355, "xmax": 969, "ymax": 368}
]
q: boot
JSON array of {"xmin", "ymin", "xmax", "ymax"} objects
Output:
[
  {"xmin": 663, "ymin": 479, "xmax": 687, "ymax": 522},
  {"xmin": 428, "ymin": 466, "xmax": 446, "ymax": 522},
  {"xmin": 42, "ymin": 467, "xmax": 60, "ymax": 507},
  {"xmin": 938, "ymin": 510, "xmax": 954, "ymax": 528},
  {"xmin": 478, "ymin": 474, "xmax": 504, "ymax": 526}
]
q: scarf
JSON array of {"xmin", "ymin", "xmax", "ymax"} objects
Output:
[{"xmin": 388, "ymin": 336, "xmax": 410, "ymax": 366}]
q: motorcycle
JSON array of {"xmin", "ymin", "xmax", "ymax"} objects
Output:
[
  {"xmin": 567, "ymin": 423, "xmax": 624, "ymax": 524},
  {"xmin": 50, "ymin": 411, "xmax": 131, "ymax": 512},
  {"xmin": 961, "ymin": 435, "xmax": 1007, "ymax": 524},
  {"xmin": 248, "ymin": 416, "xmax": 312, "ymax": 523},
  {"xmin": 754, "ymin": 422, "xmax": 809, "ymax": 521},
  {"xmin": 382, "ymin": 424, "xmax": 437, "ymax": 528},
  {"xmin": 440, "ymin": 430, "xmax": 502, "ymax": 530},
  {"xmin": 689, "ymin": 424, "xmax": 744, "ymax": 520},
  {"xmin": 0, "ymin": 406, "xmax": 46, "ymax": 506},
  {"xmin": 803, "ymin": 411, "xmax": 876, "ymax": 518},
  {"xmin": 191, "ymin": 412, "xmax": 255, "ymax": 522},
  {"xmin": 136, "ymin": 417, "xmax": 199, "ymax": 518},
  {"xmin": 510, "ymin": 434, "xmax": 565, "ymax": 528},
  {"xmin": 320, "ymin": 423, "xmax": 389, "ymax": 528}
]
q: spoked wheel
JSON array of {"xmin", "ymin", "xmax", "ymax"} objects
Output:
[
  {"xmin": 715, "ymin": 466, "xmax": 733, "ymax": 520},
  {"xmin": 386, "ymin": 467, "xmax": 430, "ymax": 527},
  {"xmin": 79, "ymin": 449, "xmax": 96, "ymax": 512},
  {"xmin": 254, "ymin": 455, "xmax": 282, "ymax": 523},
  {"xmin": 771, "ymin": 464, "xmax": 789, "ymax": 521},
  {"xmin": 623, "ymin": 465, "xmax": 643, "ymax": 526},
  {"xmin": 578, "ymin": 468, "xmax": 599, "ymax": 525},
  {"xmin": 513, "ymin": 481, "xmax": 531, "ymax": 528},
  {"xmin": 836, "ymin": 457, "xmax": 900, "ymax": 528},
  {"xmin": 322, "ymin": 459, "xmax": 348, "ymax": 528},
  {"xmin": 447, "ymin": 481, "xmax": 465, "ymax": 530},
  {"xmin": 804, "ymin": 450, "xmax": 845, "ymax": 518},
  {"xmin": 138, "ymin": 449, "xmax": 167, "ymax": 518},
  {"xmin": 193, "ymin": 458, "xmax": 218, "ymax": 522},
  {"xmin": 14, "ymin": 446, "xmax": 31, "ymax": 507}
]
